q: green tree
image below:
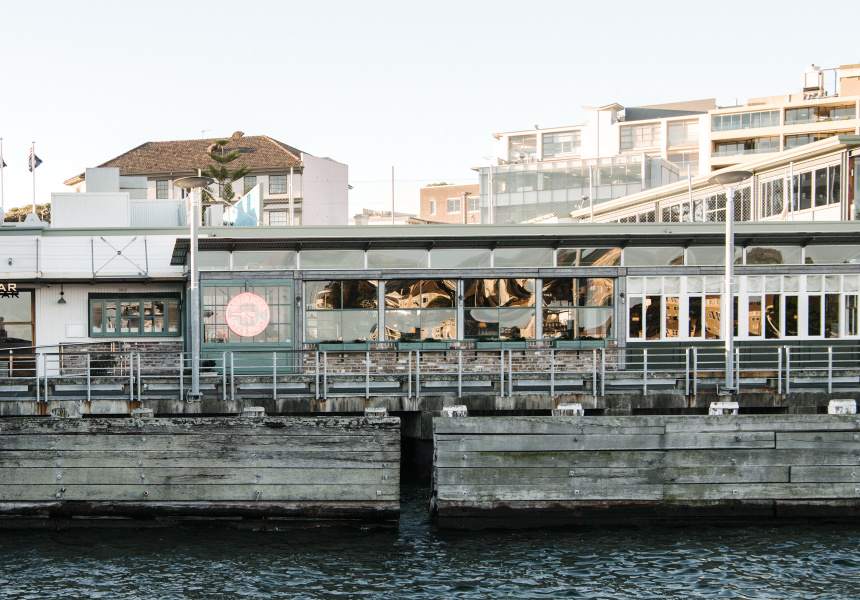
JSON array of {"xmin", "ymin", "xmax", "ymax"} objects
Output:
[
  {"xmin": 200, "ymin": 139, "xmax": 252, "ymax": 205},
  {"xmin": 4, "ymin": 203, "xmax": 50, "ymax": 222}
]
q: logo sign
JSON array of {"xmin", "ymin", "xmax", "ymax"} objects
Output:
[
  {"xmin": 0, "ymin": 284, "xmax": 19, "ymax": 298},
  {"xmin": 225, "ymin": 292, "xmax": 270, "ymax": 337}
]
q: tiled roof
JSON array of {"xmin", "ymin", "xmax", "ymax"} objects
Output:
[{"xmin": 66, "ymin": 135, "xmax": 304, "ymax": 184}]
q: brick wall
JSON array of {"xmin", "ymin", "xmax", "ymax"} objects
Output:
[{"xmin": 59, "ymin": 341, "xmax": 184, "ymax": 375}]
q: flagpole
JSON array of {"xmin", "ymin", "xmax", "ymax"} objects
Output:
[{"xmin": 31, "ymin": 142, "xmax": 36, "ymax": 214}]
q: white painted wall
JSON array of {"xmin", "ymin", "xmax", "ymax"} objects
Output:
[
  {"xmin": 35, "ymin": 282, "xmax": 184, "ymax": 348},
  {"xmin": 51, "ymin": 193, "xmax": 131, "ymax": 228},
  {"xmin": 300, "ymin": 154, "xmax": 349, "ymax": 225}
]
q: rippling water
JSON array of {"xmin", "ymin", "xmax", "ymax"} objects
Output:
[{"xmin": 0, "ymin": 482, "xmax": 858, "ymax": 599}]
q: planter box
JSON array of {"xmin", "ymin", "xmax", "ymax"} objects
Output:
[
  {"xmin": 552, "ymin": 340, "xmax": 581, "ymax": 349},
  {"xmin": 474, "ymin": 341, "xmax": 528, "ymax": 350},
  {"xmin": 580, "ymin": 340, "xmax": 606, "ymax": 348},
  {"xmin": 398, "ymin": 341, "xmax": 451, "ymax": 351},
  {"xmin": 318, "ymin": 343, "xmax": 370, "ymax": 352}
]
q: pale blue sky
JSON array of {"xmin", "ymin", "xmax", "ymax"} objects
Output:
[{"xmin": 0, "ymin": 0, "xmax": 857, "ymax": 215}]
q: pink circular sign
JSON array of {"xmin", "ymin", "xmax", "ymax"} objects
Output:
[{"xmin": 225, "ymin": 292, "xmax": 271, "ymax": 337}]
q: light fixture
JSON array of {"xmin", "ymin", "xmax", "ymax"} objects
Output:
[{"xmin": 57, "ymin": 285, "xmax": 66, "ymax": 304}]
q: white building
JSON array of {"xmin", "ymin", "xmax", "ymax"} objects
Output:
[{"xmin": 64, "ymin": 131, "xmax": 349, "ymax": 227}]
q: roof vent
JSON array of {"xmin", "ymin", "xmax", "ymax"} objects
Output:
[{"xmin": 232, "ymin": 131, "xmax": 244, "ymax": 139}]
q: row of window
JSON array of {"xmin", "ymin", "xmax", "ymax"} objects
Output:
[
  {"xmin": 155, "ymin": 174, "xmax": 295, "ymax": 199},
  {"xmin": 629, "ymin": 274, "xmax": 860, "ymax": 340},
  {"xmin": 198, "ymin": 241, "xmax": 860, "ymax": 272},
  {"xmin": 429, "ymin": 197, "xmax": 480, "ymax": 215},
  {"xmin": 305, "ymin": 278, "xmax": 613, "ymax": 341},
  {"xmin": 711, "ymin": 105, "xmax": 856, "ymax": 131},
  {"xmin": 90, "ymin": 297, "xmax": 180, "ymax": 337}
]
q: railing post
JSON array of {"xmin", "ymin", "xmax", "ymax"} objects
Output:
[
  {"xmin": 86, "ymin": 353, "xmax": 91, "ymax": 403},
  {"xmin": 230, "ymin": 352, "xmax": 235, "ymax": 403},
  {"xmin": 416, "ymin": 350, "xmax": 421, "ymax": 401},
  {"xmin": 828, "ymin": 346, "xmax": 833, "ymax": 395},
  {"xmin": 693, "ymin": 347, "xmax": 698, "ymax": 396},
  {"xmin": 221, "ymin": 352, "xmax": 227, "ymax": 402},
  {"xmin": 684, "ymin": 347, "xmax": 690, "ymax": 396},
  {"xmin": 643, "ymin": 348, "xmax": 648, "ymax": 396},
  {"xmin": 508, "ymin": 348, "xmax": 513, "ymax": 396},
  {"xmin": 776, "ymin": 346, "xmax": 782, "ymax": 395},
  {"xmin": 129, "ymin": 352, "xmax": 134, "ymax": 403},
  {"xmin": 785, "ymin": 346, "xmax": 791, "ymax": 394},
  {"xmin": 592, "ymin": 349, "xmax": 597, "ymax": 400},
  {"xmin": 323, "ymin": 351, "xmax": 328, "ymax": 400},
  {"xmin": 600, "ymin": 348, "xmax": 606, "ymax": 397},
  {"xmin": 365, "ymin": 350, "xmax": 370, "ymax": 400},
  {"xmin": 179, "ymin": 351, "xmax": 184, "ymax": 401},
  {"xmin": 550, "ymin": 348, "xmax": 555, "ymax": 398},
  {"xmin": 499, "ymin": 349, "xmax": 505, "ymax": 398},
  {"xmin": 35, "ymin": 353, "xmax": 41, "ymax": 403},
  {"xmin": 408, "ymin": 351, "xmax": 412, "ymax": 400},
  {"xmin": 315, "ymin": 351, "xmax": 320, "ymax": 400},
  {"xmin": 735, "ymin": 347, "xmax": 740, "ymax": 390},
  {"xmin": 137, "ymin": 352, "xmax": 142, "ymax": 402},
  {"xmin": 457, "ymin": 349, "xmax": 462, "ymax": 398},
  {"xmin": 273, "ymin": 351, "xmax": 278, "ymax": 401}
]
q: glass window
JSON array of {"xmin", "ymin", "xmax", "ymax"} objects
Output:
[
  {"xmin": 156, "ymin": 180, "xmax": 169, "ymax": 199},
  {"xmin": 814, "ymin": 168, "xmax": 828, "ymax": 207},
  {"xmin": 508, "ymin": 135, "xmax": 538, "ymax": 162},
  {"xmin": 384, "ymin": 280, "xmax": 457, "ymax": 340},
  {"xmin": 746, "ymin": 246, "xmax": 802, "ymax": 265},
  {"xmin": 829, "ymin": 164, "xmax": 841, "ymax": 205},
  {"xmin": 689, "ymin": 296, "xmax": 703, "ymax": 338},
  {"xmin": 203, "ymin": 284, "xmax": 292, "ymax": 345},
  {"xmin": 624, "ymin": 247, "xmax": 684, "ymax": 266},
  {"xmin": 430, "ymin": 248, "xmax": 491, "ymax": 268},
  {"xmin": 667, "ymin": 120, "xmax": 699, "ymax": 147},
  {"xmin": 197, "ymin": 251, "xmax": 230, "ymax": 270},
  {"xmin": 232, "ymin": 251, "xmax": 297, "ymax": 270},
  {"xmin": 90, "ymin": 295, "xmax": 180, "ymax": 338},
  {"xmin": 556, "ymin": 248, "xmax": 621, "ymax": 267},
  {"xmin": 447, "ymin": 198, "xmax": 461, "ymax": 213},
  {"xmin": 367, "ymin": 249, "xmax": 427, "ymax": 269},
  {"xmin": 269, "ymin": 175, "xmax": 287, "ymax": 194},
  {"xmin": 705, "ymin": 295, "xmax": 721, "ymax": 339},
  {"xmin": 300, "ymin": 250, "xmax": 364, "ymax": 269},
  {"xmin": 429, "ymin": 199, "xmax": 436, "ymax": 215},
  {"xmin": 303, "ymin": 280, "xmax": 377, "ymax": 342},
  {"xmin": 463, "ymin": 279, "xmax": 536, "ymax": 339},
  {"xmin": 0, "ymin": 290, "xmax": 34, "ymax": 345},
  {"xmin": 804, "ymin": 245, "xmax": 860, "ymax": 265},
  {"xmin": 268, "ymin": 211, "xmax": 288, "ymax": 226},
  {"xmin": 542, "ymin": 131, "xmax": 581, "ymax": 157},
  {"xmin": 243, "ymin": 175, "xmax": 257, "ymax": 195},
  {"xmin": 494, "ymin": 247, "xmax": 553, "ymax": 268},
  {"xmin": 686, "ymin": 246, "xmax": 742, "ymax": 266},
  {"xmin": 620, "ymin": 123, "xmax": 661, "ymax": 150}
]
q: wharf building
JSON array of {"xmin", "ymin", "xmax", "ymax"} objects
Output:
[
  {"xmin": 0, "ymin": 187, "xmax": 859, "ymax": 526},
  {"xmin": 468, "ymin": 63, "xmax": 860, "ymax": 225}
]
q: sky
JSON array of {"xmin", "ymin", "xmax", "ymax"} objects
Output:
[{"xmin": 0, "ymin": 0, "xmax": 857, "ymax": 216}]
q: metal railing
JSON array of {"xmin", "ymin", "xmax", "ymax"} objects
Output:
[{"xmin": 0, "ymin": 343, "xmax": 857, "ymax": 403}]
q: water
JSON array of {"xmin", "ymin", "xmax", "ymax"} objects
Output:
[{"xmin": 0, "ymin": 482, "xmax": 858, "ymax": 599}]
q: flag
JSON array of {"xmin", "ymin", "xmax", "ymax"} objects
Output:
[{"xmin": 28, "ymin": 149, "xmax": 42, "ymax": 172}]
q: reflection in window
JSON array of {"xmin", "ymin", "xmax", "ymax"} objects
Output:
[
  {"xmin": 544, "ymin": 278, "xmax": 614, "ymax": 340},
  {"xmin": 556, "ymin": 248, "xmax": 621, "ymax": 267},
  {"xmin": 464, "ymin": 279, "xmax": 536, "ymax": 339},
  {"xmin": 90, "ymin": 296, "xmax": 180, "ymax": 338},
  {"xmin": 384, "ymin": 280, "xmax": 457, "ymax": 340}
]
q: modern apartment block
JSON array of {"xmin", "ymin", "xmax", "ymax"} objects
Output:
[
  {"xmin": 710, "ymin": 64, "xmax": 860, "ymax": 170},
  {"xmin": 475, "ymin": 62, "xmax": 860, "ymax": 225},
  {"xmin": 64, "ymin": 132, "xmax": 349, "ymax": 226}
]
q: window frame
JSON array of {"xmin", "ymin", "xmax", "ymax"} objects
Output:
[{"xmin": 89, "ymin": 294, "xmax": 181, "ymax": 338}]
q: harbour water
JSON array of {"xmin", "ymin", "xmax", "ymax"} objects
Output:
[{"xmin": 0, "ymin": 482, "xmax": 858, "ymax": 599}]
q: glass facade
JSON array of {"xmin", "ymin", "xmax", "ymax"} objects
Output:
[
  {"xmin": 508, "ymin": 135, "xmax": 537, "ymax": 162},
  {"xmin": 620, "ymin": 123, "xmax": 661, "ymax": 150},
  {"xmin": 305, "ymin": 280, "xmax": 378, "ymax": 341},
  {"xmin": 384, "ymin": 280, "xmax": 457, "ymax": 340},
  {"xmin": 542, "ymin": 131, "xmax": 581, "ymax": 158}
]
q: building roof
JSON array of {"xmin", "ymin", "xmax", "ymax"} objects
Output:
[
  {"xmin": 168, "ymin": 221, "xmax": 860, "ymax": 265},
  {"xmin": 64, "ymin": 134, "xmax": 305, "ymax": 185}
]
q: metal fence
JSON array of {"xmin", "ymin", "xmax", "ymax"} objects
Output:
[{"xmin": 0, "ymin": 344, "xmax": 858, "ymax": 402}]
